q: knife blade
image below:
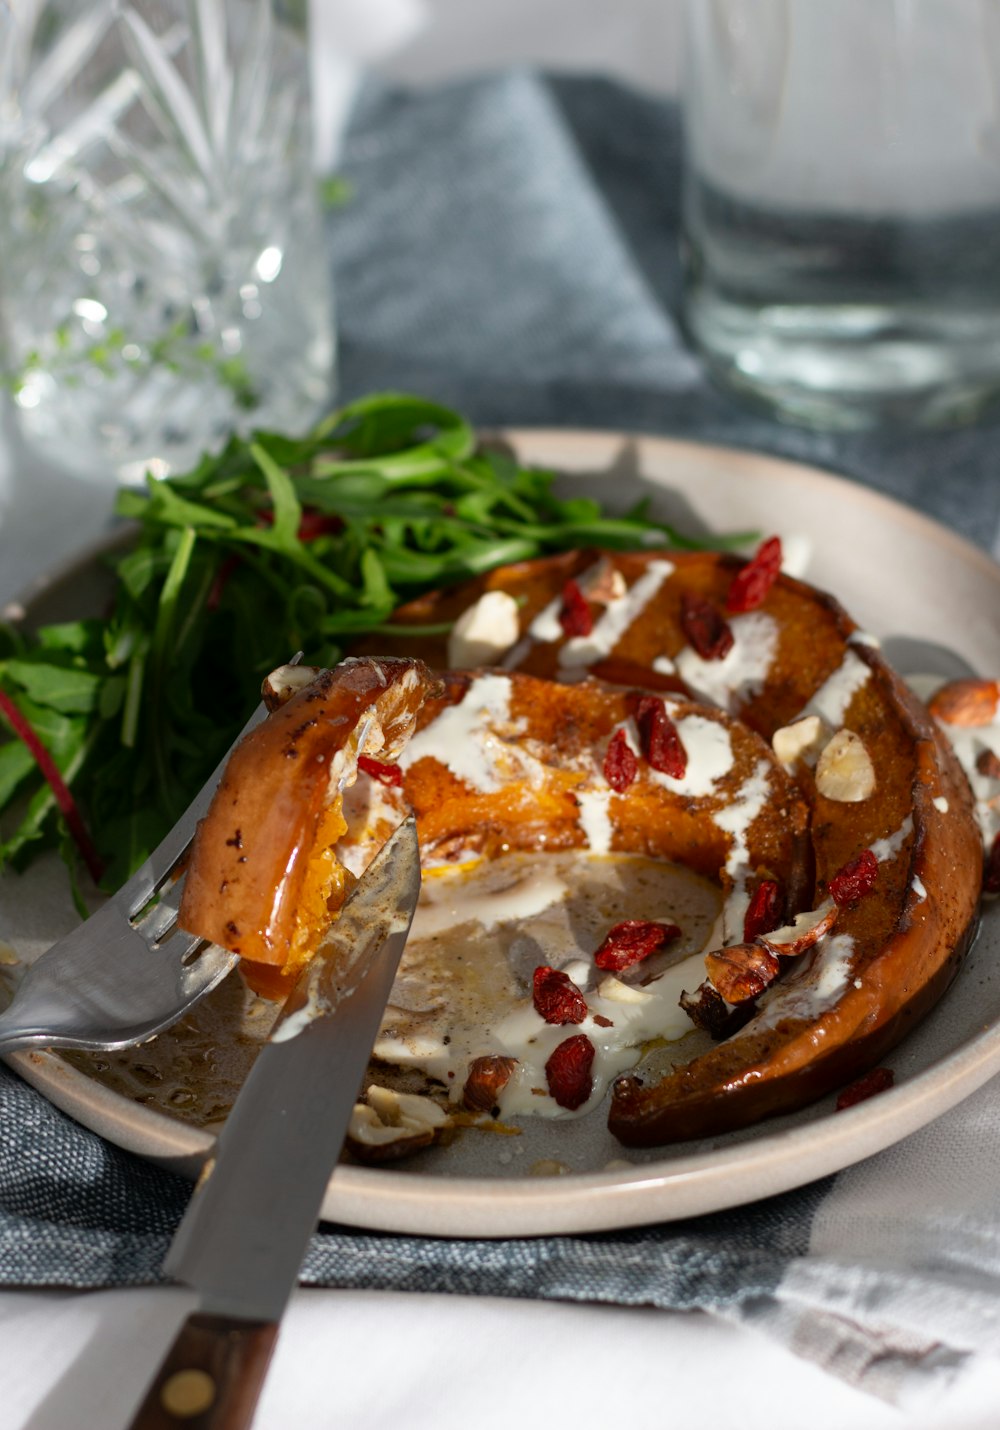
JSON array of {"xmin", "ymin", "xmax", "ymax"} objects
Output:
[{"xmin": 126, "ymin": 815, "xmax": 421, "ymax": 1430}]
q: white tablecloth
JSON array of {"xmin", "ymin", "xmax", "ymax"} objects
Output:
[{"xmin": 5, "ymin": 1285, "xmax": 1000, "ymax": 1430}]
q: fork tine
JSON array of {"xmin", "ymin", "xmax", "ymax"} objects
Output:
[{"xmin": 134, "ymin": 894, "xmax": 183, "ymax": 945}]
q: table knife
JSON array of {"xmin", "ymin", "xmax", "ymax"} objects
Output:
[{"xmin": 126, "ymin": 815, "xmax": 421, "ymax": 1430}]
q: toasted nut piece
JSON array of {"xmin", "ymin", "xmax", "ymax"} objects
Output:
[
  {"xmin": 758, "ymin": 898, "xmax": 838, "ymax": 957},
  {"xmin": 346, "ymin": 1085, "xmax": 451, "ymax": 1164},
  {"xmin": 447, "ymin": 590, "xmax": 521, "ymax": 668},
  {"xmin": 679, "ymin": 981, "xmax": 751, "ymax": 1040},
  {"xmin": 462, "ymin": 1055, "xmax": 518, "ymax": 1113},
  {"xmin": 597, "ymin": 974, "xmax": 656, "ymax": 1004},
  {"xmin": 261, "ymin": 664, "xmax": 322, "ymax": 711},
  {"xmin": 815, "ymin": 729, "xmax": 876, "ymax": 802},
  {"xmin": 705, "ymin": 942, "xmax": 780, "ymax": 1004},
  {"xmin": 928, "ymin": 678, "xmax": 1000, "ymax": 728},
  {"xmin": 586, "ymin": 558, "xmax": 628, "ymax": 605},
  {"xmin": 772, "ymin": 715, "xmax": 828, "ymax": 769}
]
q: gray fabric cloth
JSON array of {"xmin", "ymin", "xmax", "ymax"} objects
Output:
[{"xmin": 1, "ymin": 71, "xmax": 1000, "ymax": 1405}]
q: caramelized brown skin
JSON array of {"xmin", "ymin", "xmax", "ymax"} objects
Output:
[
  {"xmin": 361, "ymin": 550, "xmax": 983, "ymax": 1146},
  {"xmin": 178, "ymin": 656, "xmax": 434, "ymax": 974},
  {"xmin": 610, "ymin": 684, "xmax": 980, "ymax": 1144}
]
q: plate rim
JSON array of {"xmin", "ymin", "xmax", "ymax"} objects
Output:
[{"xmin": 5, "ymin": 426, "xmax": 1000, "ymax": 1238}]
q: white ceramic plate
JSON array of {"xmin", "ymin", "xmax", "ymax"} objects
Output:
[{"xmin": 3, "ymin": 430, "xmax": 999, "ymax": 1238}]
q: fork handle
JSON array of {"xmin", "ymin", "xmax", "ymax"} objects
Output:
[{"xmin": 126, "ymin": 1312, "xmax": 279, "ymax": 1430}]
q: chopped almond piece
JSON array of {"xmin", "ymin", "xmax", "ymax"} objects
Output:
[
  {"xmin": 928, "ymin": 678, "xmax": 1000, "ymax": 728},
  {"xmin": 758, "ymin": 899, "xmax": 838, "ymax": 957},
  {"xmin": 816, "ymin": 729, "xmax": 876, "ymax": 803}
]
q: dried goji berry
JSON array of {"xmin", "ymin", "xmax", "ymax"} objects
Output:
[
  {"xmin": 985, "ymin": 832, "xmax": 1000, "ymax": 894},
  {"xmin": 835, "ymin": 1066, "xmax": 894, "ymax": 1111},
  {"xmin": 726, "ymin": 536, "xmax": 783, "ymax": 613},
  {"xmin": 296, "ymin": 509, "xmax": 345, "ymax": 542},
  {"xmin": 545, "ymin": 1033, "xmax": 595, "ymax": 1110},
  {"xmin": 828, "ymin": 849, "xmax": 879, "ymax": 907},
  {"xmin": 743, "ymin": 879, "xmax": 784, "ymax": 941},
  {"xmin": 593, "ymin": 919, "xmax": 681, "ymax": 972},
  {"xmin": 636, "ymin": 695, "xmax": 687, "ymax": 778},
  {"xmin": 559, "ymin": 579, "xmax": 594, "ymax": 638},
  {"xmin": 603, "ymin": 728, "xmax": 638, "ymax": 791},
  {"xmin": 533, "ymin": 965, "xmax": 588, "ymax": 1025},
  {"xmin": 206, "ymin": 553, "xmax": 241, "ymax": 612},
  {"xmin": 358, "ymin": 754, "xmax": 403, "ymax": 787},
  {"xmin": 680, "ymin": 592, "xmax": 734, "ymax": 661}
]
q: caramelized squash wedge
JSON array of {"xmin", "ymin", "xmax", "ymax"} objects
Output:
[
  {"xmin": 178, "ymin": 656, "xmax": 435, "ymax": 999},
  {"xmin": 360, "ymin": 549, "xmax": 983, "ymax": 1144}
]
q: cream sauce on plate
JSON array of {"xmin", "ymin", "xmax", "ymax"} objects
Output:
[{"xmin": 376, "ymin": 850, "xmax": 720, "ymax": 1120}]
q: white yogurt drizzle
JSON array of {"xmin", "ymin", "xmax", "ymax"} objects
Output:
[
  {"xmin": 871, "ymin": 815, "xmax": 914, "ymax": 865},
  {"xmin": 576, "ymin": 788, "xmax": 614, "ymax": 855},
  {"xmin": 493, "ymin": 944, "xmax": 709, "ymax": 1119},
  {"xmin": 410, "ymin": 866, "xmax": 569, "ymax": 940},
  {"xmin": 752, "ymin": 932, "xmax": 857, "ymax": 1030},
  {"xmin": 934, "ymin": 711, "xmax": 1000, "ymax": 850},
  {"xmin": 800, "ymin": 650, "xmax": 871, "ymax": 725},
  {"xmin": 373, "ymin": 852, "xmax": 721, "ymax": 1121},
  {"xmin": 525, "ymin": 559, "xmax": 674, "ymax": 669},
  {"xmin": 525, "ymin": 568, "xmax": 602, "ymax": 644},
  {"xmin": 655, "ymin": 712, "xmax": 736, "ymax": 798},
  {"xmin": 713, "ymin": 758, "xmax": 775, "ymax": 942},
  {"xmin": 398, "ymin": 673, "xmax": 537, "ymax": 793},
  {"xmin": 675, "ymin": 612, "xmax": 779, "ymax": 712}
]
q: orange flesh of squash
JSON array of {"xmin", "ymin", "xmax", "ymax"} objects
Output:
[{"xmin": 241, "ymin": 798, "xmax": 350, "ymax": 1000}]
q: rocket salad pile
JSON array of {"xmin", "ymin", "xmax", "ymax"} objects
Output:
[{"xmin": 0, "ymin": 392, "xmax": 747, "ymax": 903}]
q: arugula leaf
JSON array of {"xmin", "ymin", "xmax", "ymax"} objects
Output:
[
  {"xmin": 250, "ymin": 440, "xmax": 302, "ymax": 547},
  {"xmin": 0, "ymin": 741, "xmax": 36, "ymax": 807},
  {"xmin": 2, "ymin": 658, "xmax": 106, "ymax": 715}
]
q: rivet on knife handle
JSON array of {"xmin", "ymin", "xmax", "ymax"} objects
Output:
[{"xmin": 127, "ymin": 1314, "xmax": 278, "ymax": 1429}]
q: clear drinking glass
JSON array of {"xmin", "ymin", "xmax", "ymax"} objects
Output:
[
  {"xmin": 0, "ymin": 0, "xmax": 334, "ymax": 483},
  {"xmin": 680, "ymin": 0, "xmax": 1000, "ymax": 430}
]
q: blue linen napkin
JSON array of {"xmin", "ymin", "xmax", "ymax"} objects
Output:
[{"xmin": 2, "ymin": 71, "xmax": 1000, "ymax": 1407}]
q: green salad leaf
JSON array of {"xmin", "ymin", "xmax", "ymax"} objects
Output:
[{"xmin": 0, "ymin": 392, "xmax": 752, "ymax": 892}]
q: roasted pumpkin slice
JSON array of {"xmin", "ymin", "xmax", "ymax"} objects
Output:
[
  {"xmin": 357, "ymin": 549, "xmax": 983, "ymax": 1144},
  {"xmin": 179, "ymin": 656, "xmax": 435, "ymax": 999}
]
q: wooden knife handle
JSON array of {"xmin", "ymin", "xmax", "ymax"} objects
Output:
[{"xmin": 127, "ymin": 1312, "xmax": 280, "ymax": 1430}]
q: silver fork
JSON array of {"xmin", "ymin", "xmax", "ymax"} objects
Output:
[{"xmin": 0, "ymin": 697, "xmax": 271, "ymax": 1055}]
